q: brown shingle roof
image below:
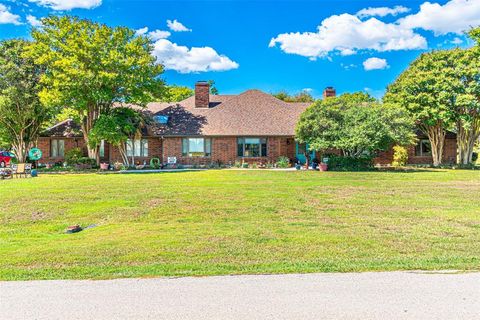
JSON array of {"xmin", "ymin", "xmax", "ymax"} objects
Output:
[
  {"xmin": 147, "ymin": 90, "xmax": 311, "ymax": 136},
  {"xmin": 41, "ymin": 119, "xmax": 83, "ymax": 138}
]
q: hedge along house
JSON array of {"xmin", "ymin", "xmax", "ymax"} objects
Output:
[{"xmin": 37, "ymin": 81, "xmax": 457, "ymax": 166}]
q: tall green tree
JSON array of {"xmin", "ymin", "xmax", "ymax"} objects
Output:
[
  {"xmin": 164, "ymin": 85, "xmax": 194, "ymax": 102},
  {"xmin": 384, "ymin": 50, "xmax": 457, "ymax": 166},
  {"xmin": 452, "ymin": 30, "xmax": 480, "ymax": 165},
  {"xmin": 27, "ymin": 16, "xmax": 164, "ymax": 162},
  {"xmin": 296, "ymin": 93, "xmax": 415, "ymax": 157},
  {"xmin": 273, "ymin": 90, "xmax": 315, "ymax": 103},
  {"xmin": 88, "ymin": 107, "xmax": 148, "ymax": 166},
  {"xmin": 0, "ymin": 39, "xmax": 50, "ymax": 162},
  {"xmin": 208, "ymin": 80, "xmax": 219, "ymax": 95}
]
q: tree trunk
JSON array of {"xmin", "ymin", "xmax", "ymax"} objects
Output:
[
  {"xmin": 81, "ymin": 107, "xmax": 100, "ymax": 163},
  {"xmin": 457, "ymin": 119, "xmax": 480, "ymax": 165},
  {"xmin": 425, "ymin": 125, "xmax": 446, "ymax": 167}
]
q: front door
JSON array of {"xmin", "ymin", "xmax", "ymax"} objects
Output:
[{"xmin": 296, "ymin": 142, "xmax": 315, "ymax": 164}]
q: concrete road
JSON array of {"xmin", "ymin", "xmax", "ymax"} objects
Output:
[{"xmin": 1, "ymin": 271, "xmax": 479, "ymax": 320}]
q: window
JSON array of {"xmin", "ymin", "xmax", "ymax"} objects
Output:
[
  {"xmin": 182, "ymin": 138, "xmax": 211, "ymax": 157},
  {"xmin": 237, "ymin": 138, "xmax": 267, "ymax": 157},
  {"xmin": 99, "ymin": 140, "xmax": 105, "ymax": 158},
  {"xmin": 153, "ymin": 115, "xmax": 169, "ymax": 124},
  {"xmin": 51, "ymin": 139, "xmax": 65, "ymax": 158},
  {"xmin": 415, "ymin": 139, "xmax": 431, "ymax": 157},
  {"xmin": 297, "ymin": 143, "xmax": 306, "ymax": 155},
  {"xmin": 126, "ymin": 139, "xmax": 148, "ymax": 157}
]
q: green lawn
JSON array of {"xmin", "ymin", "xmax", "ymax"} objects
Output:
[{"xmin": 1, "ymin": 169, "xmax": 480, "ymax": 280}]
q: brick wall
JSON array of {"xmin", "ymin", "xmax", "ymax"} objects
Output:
[
  {"xmin": 36, "ymin": 137, "xmax": 86, "ymax": 164},
  {"xmin": 162, "ymin": 136, "xmax": 296, "ymax": 166},
  {"xmin": 374, "ymin": 138, "xmax": 457, "ymax": 165},
  {"xmin": 109, "ymin": 137, "xmax": 162, "ymax": 165}
]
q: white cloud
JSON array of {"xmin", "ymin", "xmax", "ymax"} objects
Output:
[
  {"xmin": 363, "ymin": 57, "xmax": 389, "ymax": 71},
  {"xmin": 152, "ymin": 39, "xmax": 239, "ymax": 73},
  {"xmin": 28, "ymin": 0, "xmax": 102, "ymax": 10},
  {"xmin": 167, "ymin": 19, "xmax": 191, "ymax": 32},
  {"xmin": 135, "ymin": 27, "xmax": 149, "ymax": 36},
  {"xmin": 269, "ymin": 14, "xmax": 427, "ymax": 59},
  {"xmin": 0, "ymin": 4, "xmax": 21, "ymax": 25},
  {"xmin": 149, "ymin": 30, "xmax": 171, "ymax": 41},
  {"xmin": 26, "ymin": 15, "xmax": 42, "ymax": 27},
  {"xmin": 451, "ymin": 37, "xmax": 463, "ymax": 44},
  {"xmin": 357, "ymin": 5, "xmax": 410, "ymax": 18},
  {"xmin": 399, "ymin": 0, "xmax": 480, "ymax": 35},
  {"xmin": 136, "ymin": 27, "xmax": 171, "ymax": 40}
]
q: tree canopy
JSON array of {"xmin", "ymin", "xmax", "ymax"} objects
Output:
[
  {"xmin": 273, "ymin": 90, "xmax": 315, "ymax": 103},
  {"xmin": 384, "ymin": 50, "xmax": 457, "ymax": 166},
  {"xmin": 89, "ymin": 107, "xmax": 148, "ymax": 166},
  {"xmin": 0, "ymin": 39, "xmax": 50, "ymax": 162},
  {"xmin": 163, "ymin": 85, "xmax": 194, "ymax": 102},
  {"xmin": 27, "ymin": 16, "xmax": 165, "ymax": 161},
  {"xmin": 296, "ymin": 93, "xmax": 415, "ymax": 157}
]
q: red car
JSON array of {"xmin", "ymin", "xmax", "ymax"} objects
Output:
[{"xmin": 0, "ymin": 151, "xmax": 14, "ymax": 167}]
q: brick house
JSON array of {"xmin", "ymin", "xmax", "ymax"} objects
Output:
[{"xmin": 37, "ymin": 81, "xmax": 457, "ymax": 166}]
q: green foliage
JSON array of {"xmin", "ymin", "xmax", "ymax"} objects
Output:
[
  {"xmin": 89, "ymin": 107, "xmax": 147, "ymax": 165},
  {"xmin": 276, "ymin": 156, "xmax": 290, "ymax": 168},
  {"xmin": 273, "ymin": 90, "xmax": 315, "ymax": 103},
  {"xmin": 149, "ymin": 157, "xmax": 161, "ymax": 169},
  {"xmin": 392, "ymin": 145, "xmax": 409, "ymax": 167},
  {"xmin": 64, "ymin": 147, "xmax": 83, "ymax": 166},
  {"xmin": 326, "ymin": 155, "xmax": 373, "ymax": 171},
  {"xmin": 208, "ymin": 80, "xmax": 219, "ymax": 95},
  {"xmin": 296, "ymin": 93, "xmax": 415, "ymax": 157},
  {"xmin": 0, "ymin": 39, "xmax": 51, "ymax": 162},
  {"xmin": 164, "ymin": 85, "xmax": 194, "ymax": 102},
  {"xmin": 27, "ymin": 16, "xmax": 165, "ymax": 158},
  {"xmin": 76, "ymin": 157, "xmax": 97, "ymax": 168}
]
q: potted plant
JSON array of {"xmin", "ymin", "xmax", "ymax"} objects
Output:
[{"xmin": 100, "ymin": 163, "xmax": 109, "ymax": 170}]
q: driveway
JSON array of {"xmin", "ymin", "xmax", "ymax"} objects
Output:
[{"xmin": 1, "ymin": 271, "xmax": 479, "ymax": 319}]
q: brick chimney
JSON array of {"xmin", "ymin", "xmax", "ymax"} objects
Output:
[
  {"xmin": 195, "ymin": 81, "xmax": 210, "ymax": 108},
  {"xmin": 323, "ymin": 87, "xmax": 336, "ymax": 99}
]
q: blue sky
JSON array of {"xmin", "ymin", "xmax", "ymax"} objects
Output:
[{"xmin": 0, "ymin": 0, "xmax": 478, "ymax": 98}]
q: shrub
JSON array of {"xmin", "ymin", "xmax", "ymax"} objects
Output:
[
  {"xmin": 472, "ymin": 152, "xmax": 478, "ymax": 163},
  {"xmin": 75, "ymin": 157, "xmax": 97, "ymax": 169},
  {"xmin": 392, "ymin": 145, "xmax": 408, "ymax": 167},
  {"xmin": 276, "ymin": 156, "xmax": 290, "ymax": 168},
  {"xmin": 65, "ymin": 147, "xmax": 83, "ymax": 166},
  {"xmin": 251, "ymin": 162, "xmax": 258, "ymax": 169},
  {"xmin": 242, "ymin": 162, "xmax": 249, "ymax": 168},
  {"xmin": 327, "ymin": 155, "xmax": 373, "ymax": 171},
  {"xmin": 234, "ymin": 161, "xmax": 242, "ymax": 168}
]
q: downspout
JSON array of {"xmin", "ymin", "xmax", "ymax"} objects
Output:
[{"xmin": 161, "ymin": 136, "xmax": 164, "ymax": 167}]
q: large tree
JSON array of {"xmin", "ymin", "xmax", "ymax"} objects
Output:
[
  {"xmin": 452, "ymin": 30, "xmax": 480, "ymax": 165},
  {"xmin": 27, "ymin": 16, "xmax": 164, "ymax": 162},
  {"xmin": 296, "ymin": 93, "xmax": 415, "ymax": 157},
  {"xmin": 273, "ymin": 90, "xmax": 315, "ymax": 103},
  {"xmin": 88, "ymin": 107, "xmax": 148, "ymax": 166},
  {"xmin": 163, "ymin": 85, "xmax": 194, "ymax": 102},
  {"xmin": 384, "ymin": 50, "xmax": 457, "ymax": 166},
  {"xmin": 0, "ymin": 39, "xmax": 50, "ymax": 162}
]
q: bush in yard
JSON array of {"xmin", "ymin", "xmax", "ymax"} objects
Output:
[
  {"xmin": 76, "ymin": 157, "xmax": 97, "ymax": 169},
  {"xmin": 392, "ymin": 145, "xmax": 409, "ymax": 167},
  {"xmin": 276, "ymin": 156, "xmax": 290, "ymax": 168},
  {"xmin": 327, "ymin": 155, "xmax": 373, "ymax": 171},
  {"xmin": 65, "ymin": 148, "xmax": 83, "ymax": 166}
]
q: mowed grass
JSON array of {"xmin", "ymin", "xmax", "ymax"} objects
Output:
[{"xmin": 1, "ymin": 169, "xmax": 480, "ymax": 280}]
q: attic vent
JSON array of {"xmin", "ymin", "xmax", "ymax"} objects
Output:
[{"xmin": 154, "ymin": 115, "xmax": 169, "ymax": 124}]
